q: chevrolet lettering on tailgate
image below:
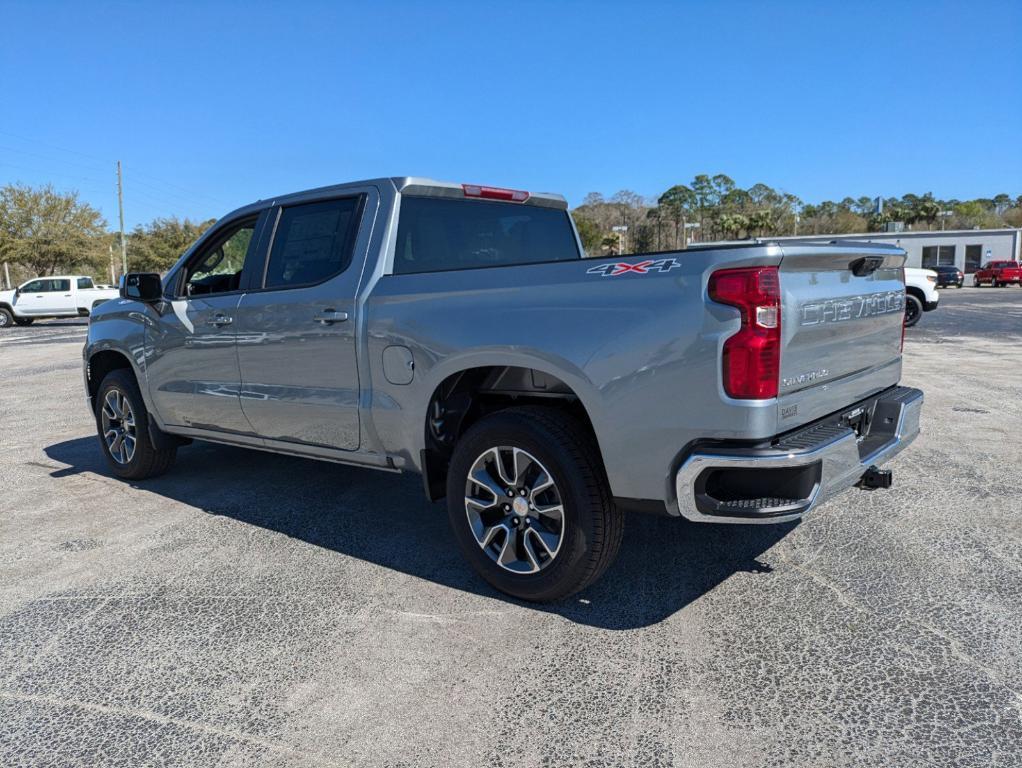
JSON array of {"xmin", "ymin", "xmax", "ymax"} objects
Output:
[{"xmin": 799, "ymin": 290, "xmax": 904, "ymax": 327}]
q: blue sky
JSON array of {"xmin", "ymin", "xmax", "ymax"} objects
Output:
[{"xmin": 2, "ymin": 0, "xmax": 1019, "ymax": 229}]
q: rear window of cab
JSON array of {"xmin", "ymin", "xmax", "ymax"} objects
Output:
[{"xmin": 393, "ymin": 196, "xmax": 579, "ymax": 274}]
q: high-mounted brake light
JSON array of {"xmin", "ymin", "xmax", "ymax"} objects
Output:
[
  {"xmin": 462, "ymin": 184, "xmax": 530, "ymax": 203},
  {"xmin": 708, "ymin": 266, "xmax": 781, "ymax": 399}
]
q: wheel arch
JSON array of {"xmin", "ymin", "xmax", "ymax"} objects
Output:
[
  {"xmin": 86, "ymin": 348, "xmax": 142, "ymax": 410},
  {"xmin": 418, "ymin": 361, "xmax": 604, "ymax": 501}
]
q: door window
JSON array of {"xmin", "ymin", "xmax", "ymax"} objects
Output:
[
  {"xmin": 262, "ymin": 198, "xmax": 362, "ymax": 290},
  {"xmin": 21, "ymin": 280, "xmax": 45, "ymax": 292},
  {"xmin": 77, "ymin": 277, "xmax": 95, "ymax": 289},
  {"xmin": 51, "ymin": 279, "xmax": 70, "ymax": 292},
  {"xmin": 182, "ymin": 219, "xmax": 257, "ymax": 296}
]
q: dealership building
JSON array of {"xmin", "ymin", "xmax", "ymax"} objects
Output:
[{"xmin": 769, "ymin": 228, "xmax": 1021, "ymax": 274}]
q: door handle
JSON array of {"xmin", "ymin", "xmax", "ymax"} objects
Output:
[
  {"xmin": 313, "ymin": 309, "xmax": 348, "ymax": 325},
  {"xmin": 206, "ymin": 314, "xmax": 233, "ymax": 327}
]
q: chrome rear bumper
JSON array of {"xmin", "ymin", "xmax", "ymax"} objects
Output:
[{"xmin": 674, "ymin": 386, "xmax": 923, "ymax": 524}]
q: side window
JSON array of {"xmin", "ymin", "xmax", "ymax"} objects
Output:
[
  {"xmin": 263, "ymin": 198, "xmax": 361, "ymax": 290},
  {"xmin": 182, "ymin": 219, "xmax": 257, "ymax": 297},
  {"xmin": 22, "ymin": 280, "xmax": 44, "ymax": 292},
  {"xmin": 77, "ymin": 277, "xmax": 94, "ymax": 289},
  {"xmin": 51, "ymin": 279, "xmax": 70, "ymax": 292}
]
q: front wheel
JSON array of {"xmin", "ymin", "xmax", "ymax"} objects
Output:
[
  {"xmin": 446, "ymin": 407, "xmax": 623, "ymax": 602},
  {"xmin": 95, "ymin": 369, "xmax": 177, "ymax": 480},
  {"xmin": 0, "ymin": 308, "xmax": 13, "ymax": 328},
  {"xmin": 904, "ymin": 294, "xmax": 923, "ymax": 327}
]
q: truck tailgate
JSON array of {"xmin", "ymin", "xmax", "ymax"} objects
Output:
[{"xmin": 777, "ymin": 243, "xmax": 906, "ymax": 424}]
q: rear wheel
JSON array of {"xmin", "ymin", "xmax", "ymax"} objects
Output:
[
  {"xmin": 904, "ymin": 294, "xmax": 923, "ymax": 327},
  {"xmin": 446, "ymin": 407, "xmax": 623, "ymax": 602},
  {"xmin": 95, "ymin": 369, "xmax": 177, "ymax": 480}
]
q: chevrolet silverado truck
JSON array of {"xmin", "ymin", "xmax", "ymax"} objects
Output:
[
  {"xmin": 83, "ymin": 177, "xmax": 923, "ymax": 601},
  {"xmin": 0, "ymin": 275, "xmax": 118, "ymax": 328},
  {"xmin": 973, "ymin": 260, "xmax": 1022, "ymax": 287}
]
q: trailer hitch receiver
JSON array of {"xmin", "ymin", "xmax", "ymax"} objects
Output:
[{"xmin": 857, "ymin": 465, "xmax": 893, "ymax": 490}]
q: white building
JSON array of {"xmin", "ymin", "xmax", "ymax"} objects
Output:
[{"xmin": 768, "ymin": 228, "xmax": 1021, "ymax": 274}]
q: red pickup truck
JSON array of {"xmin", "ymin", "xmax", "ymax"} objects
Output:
[{"xmin": 974, "ymin": 261, "xmax": 1022, "ymax": 287}]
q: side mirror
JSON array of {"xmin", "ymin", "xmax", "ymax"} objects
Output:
[
  {"xmin": 14, "ymin": 286, "xmax": 21, "ymax": 296},
  {"xmin": 120, "ymin": 273, "xmax": 163, "ymax": 302}
]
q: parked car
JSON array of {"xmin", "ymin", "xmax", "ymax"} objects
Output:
[
  {"xmin": 932, "ymin": 265, "xmax": 964, "ymax": 288},
  {"xmin": 903, "ymin": 267, "xmax": 940, "ymax": 327},
  {"xmin": 0, "ymin": 275, "xmax": 119, "ymax": 328},
  {"xmin": 83, "ymin": 177, "xmax": 924, "ymax": 601},
  {"xmin": 973, "ymin": 261, "xmax": 1022, "ymax": 287}
]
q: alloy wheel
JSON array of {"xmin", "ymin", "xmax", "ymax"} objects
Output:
[
  {"xmin": 101, "ymin": 389, "xmax": 137, "ymax": 465},
  {"xmin": 464, "ymin": 446, "xmax": 564, "ymax": 574}
]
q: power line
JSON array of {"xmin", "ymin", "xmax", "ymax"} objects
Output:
[{"xmin": 0, "ymin": 130, "xmax": 232, "ymax": 207}]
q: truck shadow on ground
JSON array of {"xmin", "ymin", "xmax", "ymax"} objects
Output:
[{"xmin": 45, "ymin": 436, "xmax": 794, "ymax": 630}]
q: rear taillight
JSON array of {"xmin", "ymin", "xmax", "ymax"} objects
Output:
[
  {"xmin": 708, "ymin": 266, "xmax": 781, "ymax": 399},
  {"xmin": 462, "ymin": 184, "xmax": 530, "ymax": 203}
]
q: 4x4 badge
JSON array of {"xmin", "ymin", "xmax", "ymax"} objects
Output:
[{"xmin": 587, "ymin": 257, "xmax": 681, "ymax": 277}]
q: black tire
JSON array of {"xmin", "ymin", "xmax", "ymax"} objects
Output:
[
  {"xmin": 0, "ymin": 307, "xmax": 13, "ymax": 329},
  {"xmin": 904, "ymin": 294, "xmax": 923, "ymax": 328},
  {"xmin": 94, "ymin": 369, "xmax": 177, "ymax": 480},
  {"xmin": 957, "ymin": 281, "xmax": 963, "ymax": 288},
  {"xmin": 446, "ymin": 406, "xmax": 623, "ymax": 602},
  {"xmin": 14, "ymin": 317, "xmax": 34, "ymax": 326}
]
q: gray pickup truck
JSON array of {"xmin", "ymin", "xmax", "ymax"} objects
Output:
[{"xmin": 84, "ymin": 177, "xmax": 923, "ymax": 601}]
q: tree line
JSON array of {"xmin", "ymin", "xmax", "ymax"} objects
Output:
[
  {"xmin": 571, "ymin": 174, "xmax": 1022, "ymax": 255},
  {"xmin": 2, "ymin": 177, "xmax": 1021, "ymax": 286}
]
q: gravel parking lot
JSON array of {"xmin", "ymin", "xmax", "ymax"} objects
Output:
[{"xmin": 2, "ymin": 288, "xmax": 1021, "ymax": 768}]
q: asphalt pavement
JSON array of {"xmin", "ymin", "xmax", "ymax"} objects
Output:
[{"xmin": 1, "ymin": 288, "xmax": 1020, "ymax": 767}]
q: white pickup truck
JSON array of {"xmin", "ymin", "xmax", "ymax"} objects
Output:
[{"xmin": 0, "ymin": 275, "xmax": 119, "ymax": 328}]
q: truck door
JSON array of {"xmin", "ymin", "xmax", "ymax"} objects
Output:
[
  {"xmin": 14, "ymin": 279, "xmax": 48, "ymax": 315},
  {"xmin": 145, "ymin": 213, "xmax": 269, "ymax": 434},
  {"xmin": 232, "ymin": 192, "xmax": 371, "ymax": 451}
]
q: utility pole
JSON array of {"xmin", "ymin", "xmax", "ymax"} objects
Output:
[
  {"xmin": 117, "ymin": 161, "xmax": 128, "ymax": 275},
  {"xmin": 109, "ymin": 243, "xmax": 116, "ymax": 284},
  {"xmin": 3, "ymin": 262, "xmax": 10, "ymax": 291}
]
